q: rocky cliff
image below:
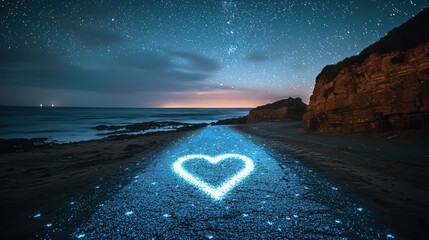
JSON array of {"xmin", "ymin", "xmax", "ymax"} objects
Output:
[
  {"xmin": 304, "ymin": 8, "xmax": 429, "ymax": 133},
  {"xmin": 247, "ymin": 97, "xmax": 307, "ymax": 123}
]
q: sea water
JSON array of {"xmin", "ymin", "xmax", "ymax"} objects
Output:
[{"xmin": 0, "ymin": 107, "xmax": 249, "ymax": 142}]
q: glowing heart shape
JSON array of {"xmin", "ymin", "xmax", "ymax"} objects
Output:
[{"xmin": 173, "ymin": 154, "xmax": 254, "ymax": 200}]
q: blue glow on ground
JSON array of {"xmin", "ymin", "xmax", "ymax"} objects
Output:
[
  {"xmin": 76, "ymin": 233, "xmax": 85, "ymax": 239},
  {"xmin": 357, "ymin": 207, "xmax": 364, "ymax": 212},
  {"xmin": 67, "ymin": 126, "xmax": 393, "ymax": 239},
  {"xmin": 387, "ymin": 234, "xmax": 395, "ymax": 239},
  {"xmin": 45, "ymin": 223, "xmax": 52, "ymax": 228},
  {"xmin": 33, "ymin": 213, "xmax": 41, "ymax": 218},
  {"xmin": 172, "ymin": 153, "xmax": 254, "ymax": 200}
]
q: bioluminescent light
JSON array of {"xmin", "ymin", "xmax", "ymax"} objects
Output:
[
  {"xmin": 172, "ymin": 154, "xmax": 254, "ymax": 200},
  {"xmin": 387, "ymin": 234, "xmax": 395, "ymax": 239},
  {"xmin": 76, "ymin": 233, "xmax": 86, "ymax": 239}
]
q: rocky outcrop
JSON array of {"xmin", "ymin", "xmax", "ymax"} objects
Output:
[
  {"xmin": 304, "ymin": 8, "xmax": 429, "ymax": 133},
  {"xmin": 247, "ymin": 97, "xmax": 307, "ymax": 123},
  {"xmin": 211, "ymin": 116, "xmax": 247, "ymax": 125}
]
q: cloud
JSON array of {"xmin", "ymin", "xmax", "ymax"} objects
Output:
[
  {"xmin": 114, "ymin": 50, "xmax": 221, "ymax": 83},
  {"xmin": 244, "ymin": 51, "xmax": 281, "ymax": 62},
  {"xmin": 0, "ymin": 48, "xmax": 223, "ymax": 93},
  {"xmin": 0, "ymin": 48, "xmax": 312, "ymax": 107},
  {"xmin": 73, "ymin": 27, "xmax": 125, "ymax": 47},
  {"xmin": 0, "ymin": 48, "xmax": 66, "ymax": 68},
  {"xmin": 169, "ymin": 51, "xmax": 221, "ymax": 72},
  {"xmin": 115, "ymin": 52, "xmax": 172, "ymax": 71}
]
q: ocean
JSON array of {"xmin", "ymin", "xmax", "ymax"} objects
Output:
[{"xmin": 0, "ymin": 107, "xmax": 250, "ymax": 142}]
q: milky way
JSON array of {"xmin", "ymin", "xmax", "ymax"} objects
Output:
[{"xmin": 0, "ymin": 0, "xmax": 427, "ymax": 107}]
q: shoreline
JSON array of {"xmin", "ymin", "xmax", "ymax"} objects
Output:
[
  {"xmin": 1, "ymin": 120, "xmax": 428, "ymax": 238},
  {"xmin": 0, "ymin": 107, "xmax": 249, "ymax": 143},
  {"xmin": 235, "ymin": 121, "xmax": 429, "ymax": 239},
  {"xmin": 0, "ymin": 128, "xmax": 202, "ymax": 238},
  {"xmin": 0, "ymin": 121, "xmax": 210, "ymax": 147}
]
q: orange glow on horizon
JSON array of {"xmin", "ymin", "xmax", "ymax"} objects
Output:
[
  {"xmin": 159, "ymin": 90, "xmax": 271, "ymax": 108},
  {"xmin": 160, "ymin": 102, "xmax": 262, "ymax": 108}
]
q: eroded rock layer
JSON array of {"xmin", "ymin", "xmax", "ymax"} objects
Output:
[
  {"xmin": 304, "ymin": 42, "xmax": 429, "ymax": 133},
  {"xmin": 304, "ymin": 8, "xmax": 429, "ymax": 133}
]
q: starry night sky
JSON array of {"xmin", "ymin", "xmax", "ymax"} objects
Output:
[{"xmin": 0, "ymin": 0, "xmax": 428, "ymax": 107}]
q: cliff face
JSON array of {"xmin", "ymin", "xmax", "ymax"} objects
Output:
[
  {"xmin": 247, "ymin": 97, "xmax": 307, "ymax": 123},
  {"xmin": 304, "ymin": 8, "xmax": 429, "ymax": 133}
]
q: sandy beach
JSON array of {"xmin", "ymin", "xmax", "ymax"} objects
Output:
[
  {"xmin": 0, "ymin": 129, "xmax": 199, "ymax": 239},
  {"xmin": 1, "ymin": 1, "xmax": 428, "ymax": 238},
  {"xmin": 1, "ymin": 121, "xmax": 428, "ymax": 239},
  {"xmin": 235, "ymin": 121, "xmax": 429, "ymax": 239}
]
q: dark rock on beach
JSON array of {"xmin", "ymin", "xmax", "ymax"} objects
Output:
[
  {"xmin": 92, "ymin": 125, "xmax": 123, "ymax": 131},
  {"xmin": 247, "ymin": 97, "xmax": 307, "ymax": 123},
  {"xmin": 94, "ymin": 121, "xmax": 192, "ymax": 136},
  {"xmin": 93, "ymin": 121, "xmax": 189, "ymax": 131},
  {"xmin": 211, "ymin": 116, "xmax": 248, "ymax": 125},
  {"xmin": 104, "ymin": 122, "xmax": 208, "ymax": 140},
  {"xmin": 211, "ymin": 98, "xmax": 306, "ymax": 125}
]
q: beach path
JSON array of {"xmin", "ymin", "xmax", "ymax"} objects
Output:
[{"xmin": 60, "ymin": 126, "xmax": 389, "ymax": 239}]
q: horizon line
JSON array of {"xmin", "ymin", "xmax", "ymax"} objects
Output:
[{"xmin": 0, "ymin": 105, "xmax": 254, "ymax": 109}]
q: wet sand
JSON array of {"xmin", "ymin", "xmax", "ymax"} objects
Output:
[
  {"xmin": 1, "ymin": 121, "xmax": 428, "ymax": 239},
  {"xmin": 0, "ymin": 130, "xmax": 196, "ymax": 239},
  {"xmin": 68, "ymin": 125, "xmax": 390, "ymax": 239},
  {"xmin": 235, "ymin": 121, "xmax": 429, "ymax": 239}
]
